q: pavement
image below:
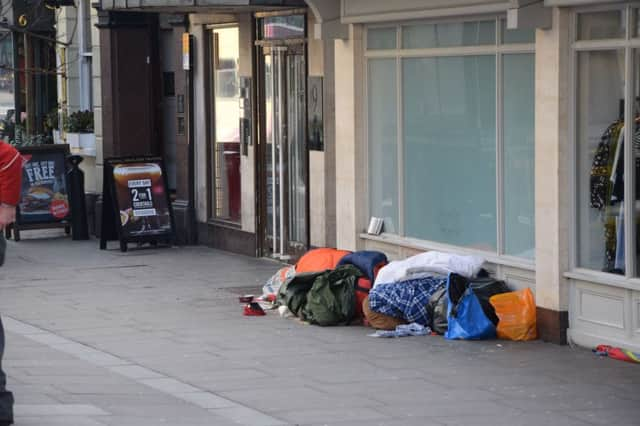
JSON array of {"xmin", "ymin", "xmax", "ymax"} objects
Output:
[{"xmin": 0, "ymin": 233, "xmax": 639, "ymax": 426}]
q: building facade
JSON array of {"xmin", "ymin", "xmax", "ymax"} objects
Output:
[
  {"xmin": 93, "ymin": 0, "xmax": 640, "ymax": 352},
  {"xmin": 55, "ymin": 0, "xmax": 102, "ymax": 194}
]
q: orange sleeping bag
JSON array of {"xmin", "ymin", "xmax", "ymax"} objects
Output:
[{"xmin": 295, "ymin": 248, "xmax": 351, "ymax": 273}]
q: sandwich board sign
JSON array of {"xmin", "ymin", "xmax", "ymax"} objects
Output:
[
  {"xmin": 100, "ymin": 156, "xmax": 175, "ymax": 252},
  {"xmin": 8, "ymin": 145, "xmax": 71, "ymax": 241}
]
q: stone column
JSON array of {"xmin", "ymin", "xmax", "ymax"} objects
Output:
[
  {"xmin": 334, "ymin": 25, "xmax": 365, "ymax": 251},
  {"xmin": 534, "ymin": 7, "xmax": 572, "ymax": 344}
]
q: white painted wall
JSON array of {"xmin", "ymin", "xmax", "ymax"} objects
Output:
[{"xmin": 56, "ymin": 1, "xmax": 101, "ymax": 194}]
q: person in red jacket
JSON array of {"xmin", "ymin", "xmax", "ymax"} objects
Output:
[{"xmin": 0, "ymin": 140, "xmax": 18, "ymax": 426}]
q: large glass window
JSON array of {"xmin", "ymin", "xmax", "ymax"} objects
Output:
[
  {"xmin": 402, "ymin": 21, "xmax": 495, "ymax": 49},
  {"xmin": 503, "ymin": 54, "xmax": 535, "ymax": 259},
  {"xmin": 368, "ymin": 59, "xmax": 398, "ymax": 233},
  {"xmin": 575, "ymin": 5, "xmax": 640, "ymax": 276},
  {"xmin": 366, "ymin": 18, "xmax": 535, "ymax": 259},
  {"xmin": 210, "ymin": 26, "xmax": 241, "ymax": 223},
  {"xmin": 577, "ymin": 50, "xmax": 625, "ymax": 272},
  {"xmin": 260, "ymin": 15, "xmax": 305, "ymax": 40},
  {"xmin": 403, "ymin": 55, "xmax": 496, "ymax": 250}
]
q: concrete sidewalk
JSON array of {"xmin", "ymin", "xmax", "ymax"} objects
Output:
[{"xmin": 0, "ymin": 234, "xmax": 639, "ymax": 426}]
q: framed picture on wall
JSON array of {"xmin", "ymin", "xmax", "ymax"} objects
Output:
[{"xmin": 308, "ymin": 76, "xmax": 323, "ymax": 151}]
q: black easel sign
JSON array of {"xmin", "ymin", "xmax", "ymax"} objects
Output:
[
  {"xmin": 100, "ymin": 157, "xmax": 175, "ymax": 252},
  {"xmin": 6, "ymin": 145, "xmax": 72, "ymax": 241}
]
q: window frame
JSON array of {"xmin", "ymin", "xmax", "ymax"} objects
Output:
[
  {"xmin": 206, "ymin": 23, "xmax": 243, "ymax": 226},
  {"xmin": 570, "ymin": 4, "xmax": 640, "ymax": 279},
  {"xmin": 363, "ymin": 16, "xmax": 535, "ymax": 265}
]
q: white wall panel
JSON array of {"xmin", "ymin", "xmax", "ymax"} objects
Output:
[
  {"xmin": 577, "ymin": 288, "xmax": 626, "ymax": 329},
  {"xmin": 568, "ymin": 280, "xmax": 640, "ymax": 352}
]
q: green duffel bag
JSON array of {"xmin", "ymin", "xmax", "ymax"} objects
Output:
[
  {"xmin": 277, "ymin": 271, "xmax": 324, "ymax": 317},
  {"xmin": 302, "ymin": 265, "xmax": 362, "ymax": 326}
]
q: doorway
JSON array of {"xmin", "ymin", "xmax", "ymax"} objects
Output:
[{"xmin": 256, "ymin": 13, "xmax": 308, "ymax": 261}]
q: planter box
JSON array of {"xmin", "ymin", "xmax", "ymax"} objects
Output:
[
  {"xmin": 66, "ymin": 132, "xmax": 80, "ymax": 149},
  {"xmin": 79, "ymin": 133, "xmax": 95, "ymax": 151},
  {"xmin": 66, "ymin": 132, "xmax": 95, "ymax": 155}
]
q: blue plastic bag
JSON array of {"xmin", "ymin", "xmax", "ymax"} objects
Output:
[{"xmin": 444, "ymin": 275, "xmax": 496, "ymax": 340}]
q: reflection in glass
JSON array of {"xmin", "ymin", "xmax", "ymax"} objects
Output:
[
  {"xmin": 287, "ymin": 54, "xmax": 307, "ymax": 244},
  {"xmin": 212, "ymin": 26, "xmax": 241, "ymax": 222}
]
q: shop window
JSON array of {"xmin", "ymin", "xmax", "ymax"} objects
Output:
[
  {"xmin": 402, "ymin": 20, "xmax": 495, "ymax": 49},
  {"xmin": 578, "ymin": 10, "xmax": 626, "ymax": 41},
  {"xmin": 210, "ymin": 26, "xmax": 241, "ymax": 223},
  {"xmin": 574, "ymin": 5, "xmax": 640, "ymax": 276},
  {"xmin": 501, "ymin": 20, "xmax": 535, "ymax": 44},
  {"xmin": 403, "ymin": 55, "xmax": 497, "ymax": 250},
  {"xmin": 368, "ymin": 58, "xmax": 398, "ymax": 233},
  {"xmin": 367, "ymin": 28, "xmax": 397, "ymax": 50},
  {"xmin": 260, "ymin": 15, "xmax": 305, "ymax": 40},
  {"xmin": 503, "ymin": 54, "xmax": 535, "ymax": 259},
  {"xmin": 365, "ymin": 17, "xmax": 535, "ymax": 259}
]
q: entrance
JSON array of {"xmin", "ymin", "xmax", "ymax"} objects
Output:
[{"xmin": 257, "ymin": 14, "xmax": 308, "ymax": 260}]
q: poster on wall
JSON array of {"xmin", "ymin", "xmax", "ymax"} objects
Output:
[
  {"xmin": 100, "ymin": 156, "xmax": 175, "ymax": 252},
  {"xmin": 17, "ymin": 145, "xmax": 71, "ymax": 225},
  {"xmin": 308, "ymin": 76, "xmax": 324, "ymax": 151}
]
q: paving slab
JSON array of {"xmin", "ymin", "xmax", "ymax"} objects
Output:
[{"xmin": 1, "ymin": 236, "xmax": 640, "ymax": 425}]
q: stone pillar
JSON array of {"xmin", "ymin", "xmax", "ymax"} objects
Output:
[
  {"xmin": 323, "ymin": 38, "xmax": 337, "ymax": 248},
  {"xmin": 534, "ymin": 7, "xmax": 572, "ymax": 344},
  {"xmin": 334, "ymin": 25, "xmax": 365, "ymax": 251},
  {"xmin": 171, "ymin": 16, "xmax": 197, "ymax": 245}
]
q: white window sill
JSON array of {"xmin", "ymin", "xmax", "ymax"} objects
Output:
[
  {"xmin": 359, "ymin": 232, "xmax": 536, "ymax": 271},
  {"xmin": 565, "ymin": 269, "xmax": 640, "ymax": 291},
  {"xmin": 70, "ymin": 147, "xmax": 96, "ymax": 158}
]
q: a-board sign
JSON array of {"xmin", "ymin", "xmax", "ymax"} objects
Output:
[
  {"xmin": 17, "ymin": 144, "xmax": 71, "ymax": 225},
  {"xmin": 100, "ymin": 156, "xmax": 175, "ymax": 252}
]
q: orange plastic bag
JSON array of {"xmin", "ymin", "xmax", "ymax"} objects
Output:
[{"xmin": 489, "ymin": 288, "xmax": 537, "ymax": 341}]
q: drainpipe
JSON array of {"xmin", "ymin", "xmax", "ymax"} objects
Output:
[{"xmin": 187, "ymin": 31, "xmax": 196, "ymax": 244}]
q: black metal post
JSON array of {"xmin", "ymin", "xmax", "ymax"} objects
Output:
[{"xmin": 67, "ymin": 155, "xmax": 89, "ymax": 240}]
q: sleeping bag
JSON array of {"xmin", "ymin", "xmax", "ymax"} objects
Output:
[{"xmin": 296, "ymin": 248, "xmax": 352, "ymax": 273}]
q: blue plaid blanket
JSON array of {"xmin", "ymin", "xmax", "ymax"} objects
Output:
[{"xmin": 368, "ymin": 276, "xmax": 448, "ymax": 326}]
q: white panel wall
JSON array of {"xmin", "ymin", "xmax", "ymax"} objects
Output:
[{"xmin": 569, "ymin": 280, "xmax": 640, "ymax": 352}]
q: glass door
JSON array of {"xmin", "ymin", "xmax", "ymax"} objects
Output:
[{"xmin": 261, "ymin": 43, "xmax": 308, "ymax": 260}]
